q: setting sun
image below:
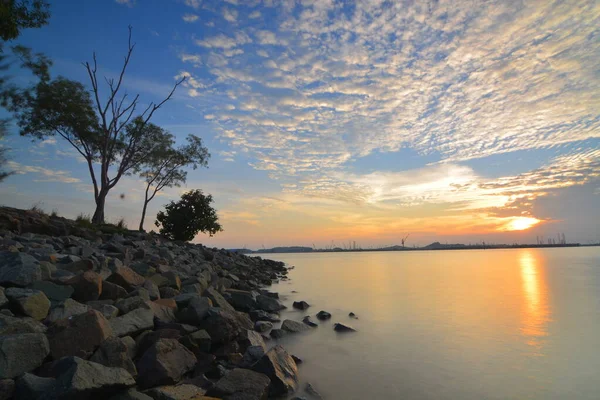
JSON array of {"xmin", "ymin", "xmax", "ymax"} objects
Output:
[{"xmin": 504, "ymin": 217, "xmax": 541, "ymax": 231}]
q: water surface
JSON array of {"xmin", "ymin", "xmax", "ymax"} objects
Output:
[{"xmin": 262, "ymin": 248, "xmax": 600, "ymax": 399}]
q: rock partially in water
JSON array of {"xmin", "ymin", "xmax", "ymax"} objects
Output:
[
  {"xmin": 292, "ymin": 300, "xmax": 310, "ymax": 310},
  {"xmin": 249, "ymin": 309, "xmax": 280, "ymax": 323},
  {"xmin": 302, "ymin": 316, "xmax": 318, "ymax": 327},
  {"xmin": 333, "ymin": 323, "xmax": 356, "ymax": 332},
  {"xmin": 316, "ymin": 311, "xmax": 331, "ymax": 320},
  {"xmin": 281, "ymin": 319, "xmax": 312, "ymax": 333},
  {"xmin": 349, "ymin": 312, "xmax": 358, "ymax": 319},
  {"xmin": 251, "ymin": 345, "xmax": 298, "ymax": 396},
  {"xmin": 256, "ymin": 295, "xmax": 285, "ymax": 313},
  {"xmin": 305, "ymin": 382, "xmax": 323, "ymax": 399},
  {"xmin": 254, "ymin": 321, "xmax": 273, "ymax": 333},
  {"xmin": 270, "ymin": 329, "xmax": 285, "ymax": 339}
]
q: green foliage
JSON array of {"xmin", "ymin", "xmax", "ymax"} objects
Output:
[
  {"xmin": 75, "ymin": 213, "xmax": 93, "ymax": 228},
  {"xmin": 115, "ymin": 217, "xmax": 127, "ymax": 230},
  {"xmin": 0, "ymin": 0, "xmax": 50, "ymax": 42},
  {"xmin": 155, "ymin": 189, "xmax": 222, "ymax": 241},
  {"xmin": 50, "ymin": 208, "xmax": 58, "ymax": 217},
  {"xmin": 29, "ymin": 201, "xmax": 45, "ymax": 214}
]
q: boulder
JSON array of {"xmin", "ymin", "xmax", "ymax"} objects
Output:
[
  {"xmin": 106, "ymin": 267, "xmax": 145, "ymax": 292},
  {"xmin": 270, "ymin": 329, "xmax": 285, "ymax": 339},
  {"xmin": 145, "ymin": 384, "xmax": 206, "ymax": 400},
  {"xmin": 349, "ymin": 312, "xmax": 358, "ymax": 319},
  {"xmin": 251, "ymin": 345, "xmax": 298, "ymax": 396},
  {"xmin": 0, "ymin": 333, "xmax": 49, "ymax": 379},
  {"xmin": 100, "ymin": 281, "xmax": 129, "ymax": 301},
  {"xmin": 179, "ymin": 329, "xmax": 211, "ymax": 353},
  {"xmin": 159, "ymin": 287, "xmax": 179, "ymax": 299},
  {"xmin": 0, "ymin": 251, "xmax": 42, "ymax": 287},
  {"xmin": 136, "ymin": 330, "xmax": 182, "ymax": 358},
  {"xmin": 5, "ymin": 288, "xmax": 50, "ymax": 320},
  {"xmin": 30, "ymin": 281, "xmax": 74, "ymax": 306},
  {"xmin": 206, "ymin": 368, "xmax": 270, "ymax": 400},
  {"xmin": 14, "ymin": 372, "xmax": 55, "ymax": 400},
  {"xmin": 62, "ymin": 259, "xmax": 93, "ymax": 273},
  {"xmin": 256, "ymin": 295, "xmax": 285, "ymax": 313},
  {"xmin": 146, "ymin": 300, "xmax": 177, "ymax": 323},
  {"xmin": 241, "ymin": 345, "xmax": 266, "ymax": 368},
  {"xmin": 136, "ymin": 339, "xmax": 197, "ymax": 389},
  {"xmin": 90, "ymin": 337, "xmax": 137, "ymax": 376},
  {"xmin": 204, "ymin": 287, "xmax": 235, "ymax": 312},
  {"xmin": 173, "ymin": 293, "xmax": 197, "ymax": 309},
  {"xmin": 65, "ymin": 270, "xmax": 102, "ymax": 302},
  {"xmin": 333, "ymin": 323, "xmax": 356, "ymax": 332},
  {"xmin": 225, "ymin": 289, "xmax": 257, "ymax": 312},
  {"xmin": 177, "ymin": 296, "xmax": 212, "ymax": 325},
  {"xmin": 281, "ymin": 319, "xmax": 311, "ymax": 333},
  {"xmin": 142, "ymin": 280, "xmax": 160, "ymax": 301},
  {"xmin": 46, "ymin": 309, "xmax": 113, "ymax": 359},
  {"xmin": 46, "ymin": 298, "xmax": 90, "ymax": 323},
  {"xmin": 0, "ymin": 287, "xmax": 7, "ymax": 308},
  {"xmin": 199, "ymin": 308, "xmax": 253, "ymax": 345},
  {"xmin": 161, "ymin": 271, "xmax": 181, "ymax": 291},
  {"xmin": 0, "ymin": 379, "xmax": 15, "ymax": 400},
  {"xmin": 254, "ymin": 321, "xmax": 272, "ymax": 333},
  {"xmin": 108, "ymin": 388, "xmax": 154, "ymax": 400},
  {"xmin": 249, "ymin": 310, "xmax": 280, "ymax": 323},
  {"xmin": 316, "ymin": 311, "xmax": 331, "ymax": 320},
  {"xmin": 110, "ymin": 308, "xmax": 155, "ymax": 337},
  {"xmin": 116, "ymin": 296, "xmax": 150, "ymax": 315},
  {"xmin": 302, "ymin": 316, "xmax": 318, "ymax": 327},
  {"xmin": 47, "ymin": 357, "xmax": 135, "ymax": 398},
  {"xmin": 292, "ymin": 301, "xmax": 310, "ymax": 310},
  {"xmin": 0, "ymin": 314, "xmax": 46, "ymax": 334},
  {"xmin": 89, "ymin": 302, "xmax": 120, "ymax": 320},
  {"xmin": 238, "ymin": 329, "xmax": 267, "ymax": 352}
]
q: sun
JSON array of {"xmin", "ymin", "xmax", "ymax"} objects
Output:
[{"xmin": 504, "ymin": 217, "xmax": 541, "ymax": 231}]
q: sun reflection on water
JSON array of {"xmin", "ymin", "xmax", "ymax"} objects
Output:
[{"xmin": 519, "ymin": 250, "xmax": 551, "ymax": 350}]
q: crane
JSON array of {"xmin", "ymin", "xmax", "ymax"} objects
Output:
[{"xmin": 401, "ymin": 233, "xmax": 410, "ymax": 248}]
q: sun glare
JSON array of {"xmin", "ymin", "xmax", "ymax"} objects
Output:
[{"xmin": 504, "ymin": 217, "xmax": 541, "ymax": 231}]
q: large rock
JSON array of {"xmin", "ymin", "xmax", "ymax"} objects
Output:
[
  {"xmin": 177, "ymin": 296, "xmax": 212, "ymax": 325},
  {"xmin": 100, "ymin": 281, "xmax": 129, "ymax": 301},
  {"xmin": 0, "ymin": 287, "xmax": 7, "ymax": 308},
  {"xmin": 14, "ymin": 372, "xmax": 55, "ymax": 400},
  {"xmin": 160, "ymin": 271, "xmax": 181, "ymax": 291},
  {"xmin": 146, "ymin": 300, "xmax": 177, "ymax": 323},
  {"xmin": 107, "ymin": 267, "xmax": 145, "ymax": 292},
  {"xmin": 89, "ymin": 302, "xmax": 120, "ymax": 320},
  {"xmin": 65, "ymin": 270, "xmax": 102, "ymax": 302},
  {"xmin": 302, "ymin": 316, "xmax": 318, "ymax": 327},
  {"xmin": 316, "ymin": 311, "xmax": 331, "ymax": 320},
  {"xmin": 46, "ymin": 298, "xmax": 90, "ymax": 323},
  {"xmin": 110, "ymin": 308, "xmax": 155, "ymax": 337},
  {"xmin": 46, "ymin": 309, "xmax": 113, "ymax": 359},
  {"xmin": 0, "ymin": 379, "xmax": 15, "ymax": 400},
  {"xmin": 292, "ymin": 301, "xmax": 310, "ymax": 310},
  {"xmin": 333, "ymin": 323, "xmax": 356, "ymax": 332},
  {"xmin": 136, "ymin": 339, "xmax": 197, "ymax": 389},
  {"xmin": 225, "ymin": 289, "xmax": 257, "ymax": 312},
  {"xmin": 0, "ymin": 314, "xmax": 46, "ymax": 334},
  {"xmin": 136, "ymin": 330, "xmax": 182, "ymax": 358},
  {"xmin": 249, "ymin": 310, "xmax": 280, "ymax": 323},
  {"xmin": 254, "ymin": 321, "xmax": 272, "ymax": 333},
  {"xmin": 30, "ymin": 281, "xmax": 74, "ymax": 305},
  {"xmin": 90, "ymin": 337, "xmax": 137, "ymax": 376},
  {"xmin": 238, "ymin": 329, "xmax": 267, "ymax": 352},
  {"xmin": 179, "ymin": 329, "xmax": 212, "ymax": 354},
  {"xmin": 251, "ymin": 345, "xmax": 298, "ymax": 396},
  {"xmin": 116, "ymin": 296, "xmax": 150, "ymax": 315},
  {"xmin": 5, "ymin": 288, "xmax": 50, "ymax": 320},
  {"xmin": 46, "ymin": 356, "xmax": 135, "ymax": 398},
  {"xmin": 145, "ymin": 384, "xmax": 206, "ymax": 400},
  {"xmin": 108, "ymin": 388, "xmax": 153, "ymax": 400},
  {"xmin": 0, "ymin": 251, "xmax": 42, "ymax": 287},
  {"xmin": 281, "ymin": 319, "xmax": 312, "ymax": 333},
  {"xmin": 256, "ymin": 295, "xmax": 285, "ymax": 313},
  {"xmin": 204, "ymin": 287, "xmax": 235, "ymax": 312},
  {"xmin": 0, "ymin": 333, "xmax": 49, "ymax": 379},
  {"xmin": 206, "ymin": 368, "xmax": 270, "ymax": 400},
  {"xmin": 199, "ymin": 308, "xmax": 253, "ymax": 345}
]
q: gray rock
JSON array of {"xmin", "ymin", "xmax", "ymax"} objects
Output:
[
  {"xmin": 173, "ymin": 293, "xmax": 197, "ymax": 309},
  {"xmin": 15, "ymin": 372, "xmax": 55, "ymax": 400},
  {"xmin": 142, "ymin": 280, "xmax": 160, "ymax": 300},
  {"xmin": 270, "ymin": 329, "xmax": 285, "ymax": 339},
  {"xmin": 251, "ymin": 345, "xmax": 298, "ymax": 396},
  {"xmin": 199, "ymin": 308, "xmax": 253, "ymax": 345},
  {"xmin": 116, "ymin": 296, "xmax": 150, "ymax": 315},
  {"xmin": 90, "ymin": 337, "xmax": 137, "ymax": 377},
  {"xmin": 5, "ymin": 288, "xmax": 50, "ymax": 320},
  {"xmin": 100, "ymin": 281, "xmax": 129, "ymax": 301},
  {"xmin": 177, "ymin": 296, "xmax": 212, "ymax": 325},
  {"xmin": 30, "ymin": 281, "xmax": 74, "ymax": 306},
  {"xmin": 292, "ymin": 301, "xmax": 310, "ymax": 310},
  {"xmin": 238, "ymin": 329, "xmax": 267, "ymax": 352},
  {"xmin": 204, "ymin": 287, "xmax": 235, "ymax": 312},
  {"xmin": 206, "ymin": 368, "xmax": 270, "ymax": 400},
  {"xmin": 0, "ymin": 252, "xmax": 42, "ymax": 287},
  {"xmin": 0, "ymin": 287, "xmax": 7, "ymax": 308},
  {"xmin": 121, "ymin": 336, "xmax": 137, "ymax": 360},
  {"xmin": 89, "ymin": 303, "xmax": 120, "ymax": 319},
  {"xmin": 0, "ymin": 314, "xmax": 46, "ymax": 334},
  {"xmin": 316, "ymin": 311, "xmax": 331, "ymax": 320},
  {"xmin": 136, "ymin": 339, "xmax": 197, "ymax": 389},
  {"xmin": 241, "ymin": 345, "xmax": 266, "ymax": 368},
  {"xmin": 110, "ymin": 308, "xmax": 155, "ymax": 337},
  {"xmin": 0, "ymin": 378, "xmax": 15, "ymax": 400},
  {"xmin": 334, "ymin": 323, "xmax": 356, "ymax": 332},
  {"xmin": 249, "ymin": 309, "xmax": 280, "ymax": 323},
  {"xmin": 302, "ymin": 316, "xmax": 318, "ymax": 327},
  {"xmin": 281, "ymin": 319, "xmax": 312, "ymax": 333},
  {"xmin": 0, "ymin": 333, "xmax": 50, "ymax": 379},
  {"xmin": 179, "ymin": 329, "xmax": 211, "ymax": 353},
  {"xmin": 144, "ymin": 384, "xmax": 206, "ymax": 400},
  {"xmin": 46, "ymin": 298, "xmax": 90, "ymax": 323},
  {"xmin": 225, "ymin": 289, "xmax": 257, "ymax": 312},
  {"xmin": 254, "ymin": 321, "xmax": 273, "ymax": 333},
  {"xmin": 256, "ymin": 295, "xmax": 285, "ymax": 313},
  {"xmin": 108, "ymin": 388, "xmax": 153, "ymax": 400}
]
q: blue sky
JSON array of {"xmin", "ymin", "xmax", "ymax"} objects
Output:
[{"xmin": 1, "ymin": 0, "xmax": 599, "ymax": 248}]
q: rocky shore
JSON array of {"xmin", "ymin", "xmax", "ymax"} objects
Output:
[{"xmin": 0, "ymin": 207, "xmax": 337, "ymax": 400}]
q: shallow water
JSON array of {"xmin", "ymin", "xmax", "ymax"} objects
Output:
[{"xmin": 261, "ymin": 248, "xmax": 600, "ymax": 400}]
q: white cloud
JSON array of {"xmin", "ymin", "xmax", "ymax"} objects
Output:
[
  {"xmin": 196, "ymin": 32, "xmax": 250, "ymax": 49},
  {"xmin": 115, "ymin": 0, "xmax": 134, "ymax": 7},
  {"xmin": 182, "ymin": 14, "xmax": 199, "ymax": 23},
  {"xmin": 184, "ymin": 0, "xmax": 201, "ymax": 9},
  {"xmin": 222, "ymin": 8, "xmax": 238, "ymax": 23},
  {"xmin": 249, "ymin": 10, "xmax": 261, "ymax": 19},
  {"xmin": 7, "ymin": 161, "xmax": 81, "ymax": 184}
]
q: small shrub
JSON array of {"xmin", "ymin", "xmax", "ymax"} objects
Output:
[
  {"xmin": 30, "ymin": 202, "xmax": 46, "ymax": 215},
  {"xmin": 116, "ymin": 217, "xmax": 127, "ymax": 230},
  {"xmin": 75, "ymin": 213, "xmax": 93, "ymax": 228},
  {"xmin": 50, "ymin": 209, "xmax": 59, "ymax": 218}
]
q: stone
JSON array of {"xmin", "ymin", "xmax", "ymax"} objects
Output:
[
  {"xmin": 270, "ymin": 329, "xmax": 285, "ymax": 339},
  {"xmin": 161, "ymin": 271, "xmax": 181, "ymax": 291},
  {"xmin": 136, "ymin": 330, "xmax": 182, "ymax": 358},
  {"xmin": 136, "ymin": 339, "xmax": 197, "ymax": 389},
  {"xmin": 15, "ymin": 372, "xmax": 55, "ymax": 400},
  {"xmin": 62, "ymin": 259, "xmax": 94, "ymax": 273},
  {"xmin": 90, "ymin": 303, "xmax": 120, "ymax": 319},
  {"xmin": 127, "ymin": 287, "xmax": 150, "ymax": 301},
  {"xmin": 0, "ymin": 379, "xmax": 15, "ymax": 400},
  {"xmin": 47, "ymin": 356, "xmax": 135, "ymax": 398},
  {"xmin": 0, "ymin": 314, "xmax": 46, "ymax": 334},
  {"xmin": 90, "ymin": 337, "xmax": 137, "ymax": 376},
  {"xmin": 0, "ymin": 287, "xmax": 7, "ymax": 308},
  {"xmin": 349, "ymin": 312, "xmax": 358, "ymax": 319},
  {"xmin": 316, "ymin": 311, "xmax": 331, "ymax": 320},
  {"xmin": 292, "ymin": 301, "xmax": 310, "ymax": 310},
  {"xmin": 159, "ymin": 287, "xmax": 179, "ymax": 299},
  {"xmin": 333, "ymin": 323, "xmax": 356, "ymax": 332},
  {"xmin": 109, "ymin": 388, "xmax": 154, "ymax": 400},
  {"xmin": 178, "ymin": 296, "xmax": 212, "ymax": 325},
  {"xmin": 173, "ymin": 293, "xmax": 198, "ymax": 309},
  {"xmin": 241, "ymin": 345, "xmax": 265, "ymax": 368},
  {"xmin": 291, "ymin": 355, "xmax": 302, "ymax": 365},
  {"xmin": 281, "ymin": 319, "xmax": 311, "ymax": 333},
  {"xmin": 116, "ymin": 296, "xmax": 150, "ymax": 315},
  {"xmin": 46, "ymin": 309, "xmax": 113, "ymax": 359},
  {"xmin": 65, "ymin": 270, "xmax": 102, "ymax": 302},
  {"xmin": 0, "ymin": 334, "xmax": 49, "ymax": 379},
  {"xmin": 251, "ymin": 345, "xmax": 298, "ymax": 396},
  {"xmin": 256, "ymin": 295, "xmax": 285, "ymax": 313},
  {"xmin": 30, "ymin": 281, "xmax": 74, "ymax": 305},
  {"xmin": 179, "ymin": 329, "xmax": 211, "ymax": 353},
  {"xmin": 145, "ymin": 384, "xmax": 206, "ymax": 400},
  {"xmin": 107, "ymin": 267, "xmax": 145, "ymax": 292},
  {"xmin": 5, "ymin": 288, "xmax": 50, "ymax": 320},
  {"xmin": 110, "ymin": 308, "xmax": 155, "ymax": 337},
  {"xmin": 206, "ymin": 368, "xmax": 270, "ymax": 400},
  {"xmin": 46, "ymin": 298, "xmax": 90, "ymax": 323},
  {"xmin": 254, "ymin": 321, "xmax": 273, "ymax": 333},
  {"xmin": 0, "ymin": 251, "xmax": 42, "ymax": 287},
  {"xmin": 225, "ymin": 289, "xmax": 257, "ymax": 312},
  {"xmin": 203, "ymin": 287, "xmax": 235, "ymax": 312},
  {"xmin": 142, "ymin": 280, "xmax": 160, "ymax": 300},
  {"xmin": 147, "ymin": 300, "xmax": 177, "ymax": 323},
  {"xmin": 122, "ymin": 336, "xmax": 137, "ymax": 360},
  {"xmin": 302, "ymin": 316, "xmax": 318, "ymax": 327},
  {"xmin": 199, "ymin": 308, "xmax": 253, "ymax": 345},
  {"xmin": 100, "ymin": 281, "xmax": 129, "ymax": 301},
  {"xmin": 249, "ymin": 310, "xmax": 280, "ymax": 323},
  {"xmin": 238, "ymin": 330, "xmax": 267, "ymax": 353}
]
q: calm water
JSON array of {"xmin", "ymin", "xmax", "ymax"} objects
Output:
[{"xmin": 261, "ymin": 248, "xmax": 600, "ymax": 400}]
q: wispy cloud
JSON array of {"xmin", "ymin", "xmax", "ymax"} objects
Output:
[
  {"xmin": 7, "ymin": 161, "xmax": 81, "ymax": 184},
  {"xmin": 182, "ymin": 14, "xmax": 199, "ymax": 23},
  {"xmin": 115, "ymin": 0, "xmax": 135, "ymax": 7}
]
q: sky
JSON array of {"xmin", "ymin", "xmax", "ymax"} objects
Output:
[{"xmin": 1, "ymin": 0, "xmax": 599, "ymax": 249}]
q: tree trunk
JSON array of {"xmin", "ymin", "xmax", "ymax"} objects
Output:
[
  {"xmin": 92, "ymin": 190, "xmax": 107, "ymax": 224},
  {"xmin": 139, "ymin": 200, "xmax": 148, "ymax": 232}
]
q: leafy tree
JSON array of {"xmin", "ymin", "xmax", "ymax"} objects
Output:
[
  {"xmin": 138, "ymin": 133, "xmax": 209, "ymax": 231},
  {"xmin": 4, "ymin": 27, "xmax": 184, "ymax": 223},
  {"xmin": 155, "ymin": 189, "xmax": 222, "ymax": 241}
]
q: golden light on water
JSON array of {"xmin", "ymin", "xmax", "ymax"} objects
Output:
[
  {"xmin": 519, "ymin": 250, "xmax": 551, "ymax": 350},
  {"xmin": 504, "ymin": 217, "xmax": 541, "ymax": 231}
]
